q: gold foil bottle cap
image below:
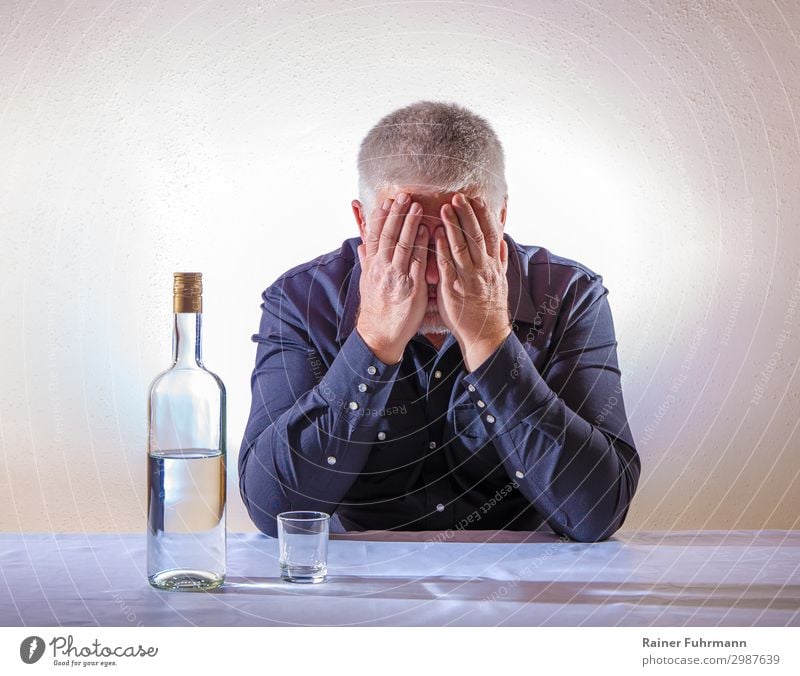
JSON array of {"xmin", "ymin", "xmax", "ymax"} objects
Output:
[{"xmin": 173, "ymin": 272, "xmax": 203, "ymax": 313}]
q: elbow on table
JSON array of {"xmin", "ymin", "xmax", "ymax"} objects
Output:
[
  {"xmin": 563, "ymin": 446, "xmax": 640, "ymax": 542},
  {"xmin": 238, "ymin": 457, "xmax": 281, "ymax": 538},
  {"xmin": 557, "ymin": 508, "xmax": 630, "ymax": 543},
  {"xmin": 563, "ymin": 522, "xmax": 617, "ymax": 543},
  {"xmin": 242, "ymin": 496, "xmax": 280, "ymax": 538}
]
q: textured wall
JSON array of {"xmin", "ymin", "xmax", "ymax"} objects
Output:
[{"xmin": 1, "ymin": 0, "xmax": 798, "ymax": 533}]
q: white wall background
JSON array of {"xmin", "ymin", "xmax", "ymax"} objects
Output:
[{"xmin": 1, "ymin": 0, "xmax": 798, "ymax": 533}]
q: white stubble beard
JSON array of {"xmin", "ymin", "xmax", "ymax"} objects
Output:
[{"xmin": 417, "ymin": 301, "xmax": 450, "ymax": 335}]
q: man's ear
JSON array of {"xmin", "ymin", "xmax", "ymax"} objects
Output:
[
  {"xmin": 499, "ymin": 195, "xmax": 508, "ymax": 228},
  {"xmin": 352, "ymin": 200, "xmax": 367, "ymax": 241}
]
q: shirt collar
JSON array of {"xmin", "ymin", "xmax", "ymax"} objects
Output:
[{"xmin": 335, "ymin": 233, "xmax": 540, "ymax": 343}]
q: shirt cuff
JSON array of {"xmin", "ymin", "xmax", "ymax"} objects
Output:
[
  {"xmin": 461, "ymin": 331, "xmax": 556, "ymax": 434},
  {"xmin": 316, "ymin": 329, "xmax": 402, "ymax": 427}
]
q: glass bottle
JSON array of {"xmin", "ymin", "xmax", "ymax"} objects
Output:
[{"xmin": 147, "ymin": 272, "xmax": 226, "ymax": 591}]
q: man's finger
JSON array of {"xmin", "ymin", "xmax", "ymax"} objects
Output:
[
  {"xmin": 469, "ymin": 196, "xmax": 501, "ymax": 258},
  {"xmin": 365, "ymin": 200, "xmax": 390, "ymax": 257},
  {"xmin": 434, "ymin": 227, "xmax": 456, "ymax": 283},
  {"xmin": 378, "ymin": 193, "xmax": 410, "ymax": 261},
  {"xmin": 451, "ymin": 193, "xmax": 486, "ymax": 263},
  {"xmin": 392, "ymin": 201, "xmax": 423, "ymax": 272},
  {"xmin": 440, "ymin": 202, "xmax": 471, "ymax": 272},
  {"xmin": 409, "ymin": 225, "xmax": 429, "ymax": 280}
]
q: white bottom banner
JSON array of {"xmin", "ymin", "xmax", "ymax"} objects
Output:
[{"xmin": 1, "ymin": 627, "xmax": 797, "ymax": 675}]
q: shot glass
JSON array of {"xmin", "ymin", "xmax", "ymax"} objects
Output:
[{"xmin": 277, "ymin": 511, "xmax": 329, "ymax": 583}]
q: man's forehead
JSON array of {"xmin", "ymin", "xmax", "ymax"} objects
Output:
[
  {"xmin": 381, "ymin": 183, "xmax": 471, "ymax": 200},
  {"xmin": 379, "ymin": 184, "xmax": 475, "ymax": 218}
]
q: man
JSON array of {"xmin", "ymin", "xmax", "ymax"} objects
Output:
[{"xmin": 239, "ymin": 100, "xmax": 640, "ymax": 542}]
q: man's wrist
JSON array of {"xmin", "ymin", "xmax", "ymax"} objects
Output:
[
  {"xmin": 355, "ymin": 325, "xmax": 405, "ymax": 365},
  {"xmin": 460, "ymin": 325, "xmax": 512, "ymax": 372}
]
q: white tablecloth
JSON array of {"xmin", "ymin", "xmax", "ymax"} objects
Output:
[{"xmin": 1, "ymin": 530, "xmax": 798, "ymax": 626}]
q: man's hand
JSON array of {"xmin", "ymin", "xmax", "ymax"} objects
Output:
[
  {"xmin": 356, "ymin": 193, "xmax": 429, "ymax": 365},
  {"xmin": 434, "ymin": 193, "xmax": 512, "ymax": 372}
]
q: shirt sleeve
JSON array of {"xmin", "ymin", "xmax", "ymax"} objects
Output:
[
  {"xmin": 238, "ymin": 283, "xmax": 402, "ymax": 537},
  {"xmin": 461, "ymin": 275, "xmax": 640, "ymax": 542}
]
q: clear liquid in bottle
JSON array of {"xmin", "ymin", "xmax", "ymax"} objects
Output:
[{"xmin": 147, "ymin": 448, "xmax": 226, "ymax": 590}]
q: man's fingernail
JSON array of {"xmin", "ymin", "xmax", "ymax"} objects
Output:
[
  {"xmin": 396, "ymin": 192, "xmax": 409, "ymax": 205},
  {"xmin": 382, "ymin": 198, "xmax": 392, "ymax": 210},
  {"xmin": 454, "ymin": 193, "xmax": 467, "ymax": 206},
  {"xmin": 475, "ymin": 197, "xmax": 485, "ymax": 208}
]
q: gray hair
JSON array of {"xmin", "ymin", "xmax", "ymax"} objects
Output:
[{"xmin": 357, "ymin": 100, "xmax": 508, "ymax": 215}]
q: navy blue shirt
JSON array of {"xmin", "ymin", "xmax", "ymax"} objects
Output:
[{"xmin": 239, "ymin": 234, "xmax": 640, "ymax": 542}]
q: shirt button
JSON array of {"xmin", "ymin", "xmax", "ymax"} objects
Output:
[
  {"xmin": 367, "ymin": 365, "xmax": 377, "ymax": 375},
  {"xmin": 348, "ymin": 401, "xmax": 359, "ymax": 411},
  {"xmin": 433, "ymin": 370, "xmax": 443, "ymax": 379},
  {"xmin": 358, "ymin": 383, "xmax": 367, "ymax": 392},
  {"xmin": 467, "ymin": 384, "xmax": 476, "ymax": 392},
  {"xmin": 485, "ymin": 414, "xmax": 496, "ymax": 424},
  {"xmin": 435, "ymin": 503, "xmax": 445, "ymax": 512},
  {"xmin": 515, "ymin": 470, "xmax": 525, "ymax": 479},
  {"xmin": 377, "ymin": 431, "xmax": 386, "ymax": 441},
  {"xmin": 428, "ymin": 441, "xmax": 437, "ymax": 450},
  {"xmin": 327, "ymin": 456, "xmax": 337, "ymax": 465},
  {"xmin": 476, "ymin": 400, "xmax": 485, "ymax": 408}
]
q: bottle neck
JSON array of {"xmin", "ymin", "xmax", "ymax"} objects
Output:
[{"xmin": 173, "ymin": 312, "xmax": 203, "ymax": 367}]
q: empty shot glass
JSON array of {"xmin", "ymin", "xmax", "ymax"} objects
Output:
[{"xmin": 277, "ymin": 511, "xmax": 329, "ymax": 583}]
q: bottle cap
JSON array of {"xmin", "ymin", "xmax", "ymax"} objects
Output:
[{"xmin": 173, "ymin": 272, "xmax": 203, "ymax": 313}]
